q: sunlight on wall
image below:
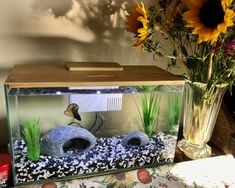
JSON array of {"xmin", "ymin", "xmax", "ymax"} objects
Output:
[{"xmin": 0, "ymin": 0, "xmax": 184, "ymax": 145}]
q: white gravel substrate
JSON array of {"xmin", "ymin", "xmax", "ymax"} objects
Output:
[{"xmin": 13, "ymin": 133, "xmax": 177, "ymax": 184}]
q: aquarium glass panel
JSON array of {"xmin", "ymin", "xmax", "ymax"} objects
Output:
[{"xmin": 5, "ymin": 85, "xmax": 183, "ymax": 185}]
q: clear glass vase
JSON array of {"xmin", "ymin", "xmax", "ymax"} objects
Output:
[{"xmin": 178, "ymin": 80, "xmax": 228, "ymax": 159}]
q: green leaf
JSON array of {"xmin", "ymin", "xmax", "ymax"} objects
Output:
[
  {"xmin": 186, "ymin": 57, "xmax": 198, "ymax": 70},
  {"xmin": 140, "ymin": 93, "xmax": 159, "ymax": 136},
  {"xmin": 22, "ymin": 118, "xmax": 41, "ymax": 161}
]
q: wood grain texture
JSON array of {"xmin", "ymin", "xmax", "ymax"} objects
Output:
[
  {"xmin": 228, "ymin": 134, "xmax": 235, "ymax": 156},
  {"xmin": 66, "ymin": 62, "xmax": 124, "ymax": 71},
  {"xmin": 5, "ymin": 63, "xmax": 184, "ymax": 88},
  {"xmin": 211, "ymin": 102, "xmax": 235, "ymax": 156}
]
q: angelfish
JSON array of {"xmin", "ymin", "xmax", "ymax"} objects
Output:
[{"xmin": 64, "ymin": 103, "xmax": 81, "ymax": 121}]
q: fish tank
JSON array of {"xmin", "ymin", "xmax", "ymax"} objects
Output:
[{"xmin": 4, "ymin": 62, "xmax": 184, "ymax": 185}]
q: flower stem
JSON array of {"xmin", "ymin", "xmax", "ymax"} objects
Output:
[
  {"xmin": 169, "ymin": 34, "xmax": 191, "ymax": 78},
  {"xmin": 207, "ymin": 52, "xmax": 214, "ymax": 82},
  {"xmin": 156, "ymin": 25, "xmax": 190, "ymax": 77}
]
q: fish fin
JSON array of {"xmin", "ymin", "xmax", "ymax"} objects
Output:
[
  {"xmin": 73, "ymin": 113, "xmax": 81, "ymax": 121},
  {"xmin": 64, "ymin": 111, "xmax": 73, "ymax": 117}
]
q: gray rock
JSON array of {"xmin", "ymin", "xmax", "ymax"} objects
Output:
[
  {"xmin": 121, "ymin": 131, "xmax": 150, "ymax": 147},
  {"xmin": 40, "ymin": 125, "xmax": 97, "ymax": 157}
]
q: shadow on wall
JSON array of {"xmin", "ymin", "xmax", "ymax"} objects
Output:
[
  {"xmin": 0, "ymin": 0, "xmax": 148, "ymax": 66},
  {"xmin": 33, "ymin": 0, "xmax": 74, "ymax": 17},
  {"xmin": 32, "ymin": 0, "xmax": 129, "ymax": 47},
  {"xmin": 32, "ymin": 0, "xmax": 128, "ymax": 28},
  {"xmin": 0, "ymin": 0, "xmax": 158, "ymax": 146}
]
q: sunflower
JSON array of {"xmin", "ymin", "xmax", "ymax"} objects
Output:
[
  {"xmin": 183, "ymin": 0, "xmax": 235, "ymax": 44},
  {"xmin": 104, "ymin": 172, "xmax": 136, "ymax": 188},
  {"xmin": 126, "ymin": 2, "xmax": 149, "ymax": 50}
]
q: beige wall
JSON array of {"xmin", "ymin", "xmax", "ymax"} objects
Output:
[{"xmin": 0, "ymin": 0, "xmax": 183, "ymax": 146}]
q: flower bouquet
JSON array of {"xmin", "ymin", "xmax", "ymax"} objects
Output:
[{"xmin": 125, "ymin": 0, "xmax": 235, "ymax": 159}]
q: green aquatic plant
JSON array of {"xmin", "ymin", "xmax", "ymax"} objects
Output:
[
  {"xmin": 140, "ymin": 93, "xmax": 160, "ymax": 137},
  {"xmin": 22, "ymin": 118, "xmax": 41, "ymax": 161},
  {"xmin": 136, "ymin": 85, "xmax": 157, "ymax": 92},
  {"xmin": 166, "ymin": 94, "xmax": 182, "ymax": 134}
]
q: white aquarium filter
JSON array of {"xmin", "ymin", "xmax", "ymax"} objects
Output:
[{"xmin": 4, "ymin": 62, "xmax": 184, "ymax": 185}]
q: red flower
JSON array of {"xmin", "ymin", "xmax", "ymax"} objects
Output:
[
  {"xmin": 224, "ymin": 40, "xmax": 235, "ymax": 55},
  {"xmin": 137, "ymin": 169, "xmax": 152, "ymax": 184}
]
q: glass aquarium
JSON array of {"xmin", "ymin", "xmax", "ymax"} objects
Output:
[{"xmin": 5, "ymin": 63, "xmax": 184, "ymax": 185}]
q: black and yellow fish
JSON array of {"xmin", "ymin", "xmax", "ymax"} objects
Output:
[{"xmin": 64, "ymin": 103, "xmax": 81, "ymax": 121}]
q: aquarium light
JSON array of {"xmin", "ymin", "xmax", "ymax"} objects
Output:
[
  {"xmin": 56, "ymin": 91, "xmax": 62, "ymax": 95},
  {"xmin": 69, "ymin": 93, "xmax": 123, "ymax": 112}
]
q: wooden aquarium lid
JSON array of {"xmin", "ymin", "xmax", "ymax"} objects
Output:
[
  {"xmin": 5, "ymin": 62, "xmax": 184, "ymax": 88},
  {"xmin": 66, "ymin": 62, "xmax": 124, "ymax": 71}
]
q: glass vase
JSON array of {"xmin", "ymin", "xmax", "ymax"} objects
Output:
[{"xmin": 178, "ymin": 80, "xmax": 228, "ymax": 159}]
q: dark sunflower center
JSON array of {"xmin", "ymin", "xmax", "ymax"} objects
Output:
[
  {"xmin": 138, "ymin": 21, "xmax": 143, "ymax": 30},
  {"xmin": 199, "ymin": 0, "xmax": 225, "ymax": 28}
]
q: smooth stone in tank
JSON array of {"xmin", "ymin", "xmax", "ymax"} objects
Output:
[
  {"xmin": 122, "ymin": 131, "xmax": 150, "ymax": 147},
  {"xmin": 40, "ymin": 125, "xmax": 97, "ymax": 157}
]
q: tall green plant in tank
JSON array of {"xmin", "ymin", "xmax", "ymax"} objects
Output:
[
  {"xmin": 166, "ymin": 94, "xmax": 182, "ymax": 134},
  {"xmin": 22, "ymin": 118, "xmax": 41, "ymax": 161},
  {"xmin": 141, "ymin": 93, "xmax": 160, "ymax": 136},
  {"xmin": 136, "ymin": 86, "xmax": 160, "ymax": 137}
]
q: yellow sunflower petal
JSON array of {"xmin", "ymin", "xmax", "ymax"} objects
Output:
[
  {"xmin": 209, "ymin": 29, "xmax": 221, "ymax": 43},
  {"xmin": 221, "ymin": 0, "xmax": 233, "ymax": 8},
  {"xmin": 137, "ymin": 16, "xmax": 149, "ymax": 24},
  {"xmin": 126, "ymin": 1, "xmax": 149, "ymax": 50},
  {"xmin": 182, "ymin": 9, "xmax": 200, "ymax": 24},
  {"xmin": 138, "ymin": 30, "xmax": 148, "ymax": 36},
  {"xmin": 132, "ymin": 39, "xmax": 144, "ymax": 47},
  {"xmin": 182, "ymin": 0, "xmax": 235, "ymax": 44},
  {"xmin": 138, "ymin": 2, "xmax": 148, "ymax": 18},
  {"xmin": 224, "ymin": 9, "xmax": 235, "ymax": 21},
  {"xmin": 217, "ymin": 9, "xmax": 235, "ymax": 32},
  {"xmin": 191, "ymin": 24, "xmax": 204, "ymax": 34},
  {"xmin": 138, "ymin": 35, "xmax": 148, "ymax": 41}
]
